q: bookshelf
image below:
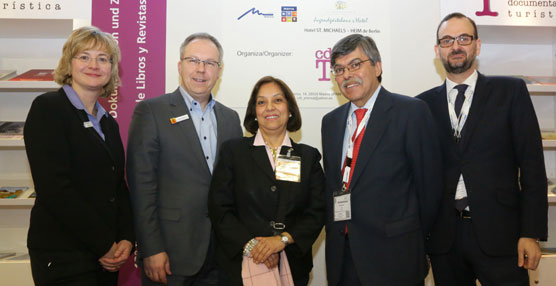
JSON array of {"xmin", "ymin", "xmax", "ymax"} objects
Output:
[{"xmin": 0, "ymin": 14, "xmax": 88, "ymax": 285}]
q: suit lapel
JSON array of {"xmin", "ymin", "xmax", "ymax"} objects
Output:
[
  {"xmin": 248, "ymin": 137, "xmax": 276, "ymax": 181},
  {"xmin": 214, "ymin": 102, "xmax": 231, "ymax": 164},
  {"xmin": 459, "ymin": 73, "xmax": 490, "ymax": 152},
  {"xmin": 168, "ymin": 89, "xmax": 211, "ymax": 175},
  {"xmin": 349, "ymin": 88, "xmax": 392, "ymax": 190},
  {"xmin": 328, "ymin": 104, "xmax": 350, "ymax": 185},
  {"xmin": 431, "ymin": 84, "xmax": 454, "ymax": 138},
  {"xmin": 72, "ymin": 107, "xmax": 116, "ymax": 165},
  {"xmin": 275, "ymin": 141, "xmax": 301, "ymax": 221}
]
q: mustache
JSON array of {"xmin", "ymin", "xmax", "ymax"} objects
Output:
[
  {"xmin": 341, "ymin": 78, "xmax": 363, "ymax": 89},
  {"xmin": 450, "ymin": 49, "xmax": 467, "ymax": 56}
]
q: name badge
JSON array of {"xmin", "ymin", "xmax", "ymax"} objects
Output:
[
  {"xmin": 83, "ymin": 121, "xmax": 93, "ymax": 128},
  {"xmin": 275, "ymin": 154, "xmax": 301, "ymax": 182},
  {"xmin": 333, "ymin": 192, "xmax": 351, "ymax": 221},
  {"xmin": 170, "ymin": 114, "xmax": 189, "ymax": 124}
]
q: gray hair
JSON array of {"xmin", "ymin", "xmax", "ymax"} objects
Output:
[
  {"xmin": 179, "ymin": 32, "xmax": 223, "ymax": 62},
  {"xmin": 331, "ymin": 34, "xmax": 382, "ymax": 82}
]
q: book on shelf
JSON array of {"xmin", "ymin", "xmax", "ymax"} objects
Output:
[
  {"xmin": 0, "ymin": 70, "xmax": 16, "ymax": 80},
  {"xmin": 509, "ymin": 75, "xmax": 536, "ymax": 85},
  {"xmin": 0, "ymin": 187, "xmax": 30, "ymax": 199},
  {"xmin": 8, "ymin": 69, "xmax": 54, "ymax": 82},
  {"xmin": 0, "ymin": 252, "xmax": 15, "ymax": 260},
  {"xmin": 0, "ymin": 121, "xmax": 24, "ymax": 139},
  {"xmin": 0, "ymin": 253, "xmax": 16, "ymax": 260},
  {"xmin": 526, "ymin": 76, "xmax": 556, "ymax": 86},
  {"xmin": 549, "ymin": 178, "xmax": 556, "ymax": 195},
  {"xmin": 542, "ymin": 132, "xmax": 556, "ymax": 140},
  {"xmin": 4, "ymin": 253, "xmax": 30, "ymax": 261}
]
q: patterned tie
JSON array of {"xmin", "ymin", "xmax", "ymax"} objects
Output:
[
  {"xmin": 454, "ymin": 84, "xmax": 468, "ymax": 117},
  {"xmin": 342, "ymin": 108, "xmax": 368, "ymax": 190}
]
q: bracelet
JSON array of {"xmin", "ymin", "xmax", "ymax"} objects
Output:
[{"xmin": 243, "ymin": 238, "xmax": 259, "ymax": 257}]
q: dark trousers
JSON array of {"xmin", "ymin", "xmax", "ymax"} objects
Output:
[
  {"xmin": 29, "ymin": 248, "xmax": 118, "ymax": 286},
  {"xmin": 338, "ymin": 236, "xmax": 424, "ymax": 286},
  {"xmin": 142, "ymin": 234, "xmax": 219, "ymax": 286},
  {"xmin": 430, "ymin": 216, "xmax": 529, "ymax": 286}
]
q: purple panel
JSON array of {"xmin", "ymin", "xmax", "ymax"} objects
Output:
[
  {"xmin": 92, "ymin": 2, "xmax": 167, "ymax": 285},
  {"xmin": 93, "ymin": 0, "xmax": 166, "ymax": 148}
]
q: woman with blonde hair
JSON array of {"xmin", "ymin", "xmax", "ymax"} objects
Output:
[{"xmin": 24, "ymin": 26, "xmax": 134, "ymax": 285}]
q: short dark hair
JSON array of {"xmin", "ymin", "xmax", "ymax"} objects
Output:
[
  {"xmin": 180, "ymin": 32, "xmax": 223, "ymax": 62},
  {"xmin": 436, "ymin": 12, "xmax": 479, "ymax": 41},
  {"xmin": 244, "ymin": 76, "xmax": 302, "ymax": 134},
  {"xmin": 331, "ymin": 34, "xmax": 382, "ymax": 82}
]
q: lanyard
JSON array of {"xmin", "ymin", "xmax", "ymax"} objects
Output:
[
  {"xmin": 447, "ymin": 88, "xmax": 473, "ymax": 140},
  {"xmin": 341, "ymin": 108, "xmax": 371, "ymax": 190},
  {"xmin": 346, "ymin": 109, "xmax": 370, "ymax": 159}
]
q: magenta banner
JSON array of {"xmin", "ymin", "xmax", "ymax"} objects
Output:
[
  {"xmin": 92, "ymin": 1, "xmax": 166, "ymax": 285},
  {"xmin": 92, "ymin": 0, "xmax": 167, "ymax": 146}
]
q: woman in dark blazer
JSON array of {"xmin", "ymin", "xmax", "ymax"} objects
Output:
[
  {"xmin": 24, "ymin": 26, "xmax": 134, "ymax": 286},
  {"xmin": 208, "ymin": 76, "xmax": 325, "ymax": 286}
]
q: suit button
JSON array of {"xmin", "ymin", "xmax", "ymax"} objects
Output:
[
  {"xmin": 111, "ymin": 166, "xmax": 115, "ymax": 171},
  {"xmin": 108, "ymin": 197, "xmax": 115, "ymax": 203},
  {"xmin": 206, "ymin": 212, "xmax": 209, "ymax": 218},
  {"xmin": 270, "ymin": 186, "xmax": 277, "ymax": 192}
]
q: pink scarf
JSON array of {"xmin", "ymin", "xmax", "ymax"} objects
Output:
[{"xmin": 241, "ymin": 251, "xmax": 294, "ymax": 286}]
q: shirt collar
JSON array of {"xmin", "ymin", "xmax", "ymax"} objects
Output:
[
  {"xmin": 253, "ymin": 130, "xmax": 292, "ymax": 147},
  {"xmin": 446, "ymin": 69, "xmax": 478, "ymax": 95},
  {"xmin": 349, "ymin": 84, "xmax": 381, "ymax": 115},
  {"xmin": 179, "ymin": 86, "xmax": 216, "ymax": 111},
  {"xmin": 63, "ymin": 84, "xmax": 107, "ymax": 118}
]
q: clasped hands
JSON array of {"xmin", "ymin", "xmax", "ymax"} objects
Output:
[
  {"xmin": 250, "ymin": 233, "xmax": 292, "ymax": 269},
  {"xmin": 98, "ymin": 240, "xmax": 133, "ymax": 272}
]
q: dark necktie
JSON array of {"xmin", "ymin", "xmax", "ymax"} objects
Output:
[
  {"xmin": 454, "ymin": 84, "xmax": 468, "ymax": 117},
  {"xmin": 455, "ymin": 197, "xmax": 468, "ymax": 211},
  {"xmin": 454, "ymin": 84, "xmax": 469, "ymax": 211}
]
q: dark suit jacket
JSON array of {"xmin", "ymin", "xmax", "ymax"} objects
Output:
[
  {"xmin": 208, "ymin": 136, "xmax": 325, "ymax": 286},
  {"xmin": 417, "ymin": 73, "xmax": 548, "ymax": 256},
  {"xmin": 321, "ymin": 87, "xmax": 443, "ymax": 286},
  {"xmin": 24, "ymin": 88, "xmax": 134, "ymax": 274},
  {"xmin": 127, "ymin": 88, "xmax": 242, "ymax": 276}
]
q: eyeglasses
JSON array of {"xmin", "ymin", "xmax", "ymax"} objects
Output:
[
  {"xmin": 181, "ymin": 57, "xmax": 221, "ymax": 69},
  {"xmin": 331, "ymin": 59, "xmax": 371, "ymax": 76},
  {"xmin": 73, "ymin": 54, "xmax": 112, "ymax": 65},
  {"xmin": 437, "ymin": 34, "xmax": 475, "ymax": 48}
]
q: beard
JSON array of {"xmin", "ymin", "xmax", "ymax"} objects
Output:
[{"xmin": 441, "ymin": 49, "xmax": 476, "ymax": 74}]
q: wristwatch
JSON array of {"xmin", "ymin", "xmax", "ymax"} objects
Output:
[{"xmin": 280, "ymin": 233, "xmax": 290, "ymax": 245}]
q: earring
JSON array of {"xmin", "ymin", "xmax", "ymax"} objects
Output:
[
  {"xmin": 254, "ymin": 118, "xmax": 258, "ymax": 121},
  {"xmin": 289, "ymin": 114, "xmax": 292, "ymax": 118}
]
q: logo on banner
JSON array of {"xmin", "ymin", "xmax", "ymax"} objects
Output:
[
  {"xmin": 476, "ymin": 0, "xmax": 498, "ymax": 17},
  {"xmin": 315, "ymin": 48, "xmax": 331, "ymax": 81},
  {"xmin": 335, "ymin": 1, "xmax": 347, "ymax": 10},
  {"xmin": 281, "ymin": 6, "xmax": 297, "ymax": 22},
  {"xmin": 237, "ymin": 7, "xmax": 274, "ymax": 20}
]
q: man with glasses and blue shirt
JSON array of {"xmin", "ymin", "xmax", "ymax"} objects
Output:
[
  {"xmin": 321, "ymin": 34, "xmax": 443, "ymax": 286},
  {"xmin": 127, "ymin": 33, "xmax": 242, "ymax": 286},
  {"xmin": 417, "ymin": 12, "xmax": 548, "ymax": 285}
]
